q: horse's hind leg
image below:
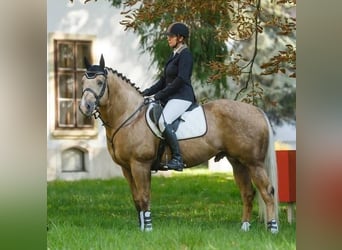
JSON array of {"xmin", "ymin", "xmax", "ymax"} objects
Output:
[
  {"xmin": 230, "ymin": 158, "xmax": 255, "ymax": 232},
  {"xmin": 249, "ymin": 164, "xmax": 278, "ymax": 233}
]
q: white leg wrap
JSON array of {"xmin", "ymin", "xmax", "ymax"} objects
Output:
[
  {"xmin": 267, "ymin": 219, "xmax": 279, "ymax": 234},
  {"xmin": 139, "ymin": 211, "xmax": 145, "ymax": 231},
  {"xmin": 241, "ymin": 221, "xmax": 251, "ymax": 232},
  {"xmin": 139, "ymin": 210, "xmax": 152, "ymax": 232}
]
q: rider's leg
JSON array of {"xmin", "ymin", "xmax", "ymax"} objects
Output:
[
  {"xmin": 158, "ymin": 99, "xmax": 192, "ymax": 171},
  {"xmin": 163, "ymin": 124, "xmax": 183, "ymax": 171}
]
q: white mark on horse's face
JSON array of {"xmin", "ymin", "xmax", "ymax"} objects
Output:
[{"xmin": 79, "ymin": 92, "xmax": 96, "ymax": 117}]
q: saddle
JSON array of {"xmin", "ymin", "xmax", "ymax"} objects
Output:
[
  {"xmin": 148, "ymin": 102, "xmax": 197, "ymax": 132},
  {"xmin": 145, "ymin": 102, "xmax": 208, "ymax": 171},
  {"xmin": 145, "ymin": 102, "xmax": 207, "ymax": 140}
]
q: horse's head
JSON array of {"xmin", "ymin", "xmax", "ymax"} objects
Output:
[{"xmin": 79, "ymin": 54, "xmax": 109, "ymax": 117}]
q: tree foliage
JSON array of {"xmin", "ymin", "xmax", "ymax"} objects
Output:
[{"xmin": 74, "ymin": 0, "xmax": 296, "ymax": 125}]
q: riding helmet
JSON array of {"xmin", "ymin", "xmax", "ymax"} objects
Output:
[{"xmin": 165, "ymin": 22, "xmax": 189, "ymax": 38}]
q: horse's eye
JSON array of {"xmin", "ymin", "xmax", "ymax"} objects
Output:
[{"xmin": 97, "ymin": 81, "xmax": 103, "ymax": 86}]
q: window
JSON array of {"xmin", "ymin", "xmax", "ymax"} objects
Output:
[
  {"xmin": 61, "ymin": 147, "xmax": 86, "ymax": 172},
  {"xmin": 54, "ymin": 39, "xmax": 94, "ymax": 129}
]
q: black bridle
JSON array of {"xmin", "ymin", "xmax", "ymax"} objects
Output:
[
  {"xmin": 80, "ymin": 68, "xmax": 151, "ymax": 151},
  {"xmin": 81, "ymin": 69, "xmax": 108, "ymax": 108}
]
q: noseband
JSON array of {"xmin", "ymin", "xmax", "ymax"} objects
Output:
[{"xmin": 81, "ymin": 69, "xmax": 108, "ymax": 107}]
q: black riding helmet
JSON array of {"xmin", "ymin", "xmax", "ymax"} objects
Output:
[{"xmin": 165, "ymin": 22, "xmax": 189, "ymax": 38}]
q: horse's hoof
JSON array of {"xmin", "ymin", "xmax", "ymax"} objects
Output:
[
  {"xmin": 241, "ymin": 221, "xmax": 251, "ymax": 232},
  {"xmin": 267, "ymin": 219, "xmax": 279, "ymax": 234}
]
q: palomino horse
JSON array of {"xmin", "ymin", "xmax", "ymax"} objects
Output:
[{"xmin": 79, "ymin": 55, "xmax": 279, "ymax": 233}]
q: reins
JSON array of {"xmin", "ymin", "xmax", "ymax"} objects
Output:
[
  {"xmin": 106, "ymin": 101, "xmax": 146, "ymax": 143},
  {"xmin": 92, "ymin": 101, "xmax": 147, "ymax": 153}
]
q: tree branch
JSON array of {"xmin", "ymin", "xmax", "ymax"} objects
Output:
[{"xmin": 234, "ymin": 0, "xmax": 261, "ymax": 101}]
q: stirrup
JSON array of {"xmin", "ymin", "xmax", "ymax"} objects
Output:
[{"xmin": 166, "ymin": 158, "xmax": 184, "ymax": 172}]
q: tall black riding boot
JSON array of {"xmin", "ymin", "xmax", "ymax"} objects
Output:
[{"xmin": 162, "ymin": 124, "xmax": 184, "ymax": 171}]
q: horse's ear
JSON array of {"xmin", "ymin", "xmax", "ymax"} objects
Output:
[
  {"xmin": 99, "ymin": 54, "xmax": 105, "ymax": 69},
  {"xmin": 84, "ymin": 57, "xmax": 91, "ymax": 70}
]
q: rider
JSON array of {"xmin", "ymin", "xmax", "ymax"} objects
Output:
[{"xmin": 142, "ymin": 22, "xmax": 196, "ymax": 171}]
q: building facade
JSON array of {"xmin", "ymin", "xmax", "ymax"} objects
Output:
[{"xmin": 47, "ymin": 0, "xmax": 155, "ymax": 181}]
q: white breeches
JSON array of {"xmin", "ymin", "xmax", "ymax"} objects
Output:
[{"xmin": 158, "ymin": 99, "xmax": 192, "ymax": 132}]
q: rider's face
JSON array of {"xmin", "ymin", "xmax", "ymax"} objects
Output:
[{"xmin": 167, "ymin": 34, "xmax": 178, "ymax": 48}]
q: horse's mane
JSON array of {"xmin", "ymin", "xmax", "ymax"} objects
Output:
[{"xmin": 106, "ymin": 67, "xmax": 142, "ymax": 94}]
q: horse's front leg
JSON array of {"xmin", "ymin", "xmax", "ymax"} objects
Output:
[
  {"xmin": 121, "ymin": 167, "xmax": 140, "ymax": 212},
  {"xmin": 129, "ymin": 160, "xmax": 153, "ymax": 231}
]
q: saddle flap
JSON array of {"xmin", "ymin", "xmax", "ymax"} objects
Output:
[
  {"xmin": 145, "ymin": 103, "xmax": 207, "ymax": 140},
  {"xmin": 148, "ymin": 102, "xmax": 163, "ymax": 124}
]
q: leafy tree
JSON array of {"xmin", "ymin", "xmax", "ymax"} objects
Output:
[{"xmin": 73, "ymin": 0, "xmax": 296, "ymax": 125}]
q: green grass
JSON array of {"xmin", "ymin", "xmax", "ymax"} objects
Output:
[{"xmin": 47, "ymin": 169, "xmax": 296, "ymax": 250}]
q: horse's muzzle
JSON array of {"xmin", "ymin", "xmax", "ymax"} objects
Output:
[{"xmin": 79, "ymin": 100, "xmax": 95, "ymax": 117}]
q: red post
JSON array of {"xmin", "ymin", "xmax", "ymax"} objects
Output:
[{"xmin": 276, "ymin": 150, "xmax": 296, "ymax": 223}]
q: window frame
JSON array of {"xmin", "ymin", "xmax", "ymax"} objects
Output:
[
  {"xmin": 48, "ymin": 33, "xmax": 98, "ymax": 139},
  {"xmin": 54, "ymin": 39, "xmax": 94, "ymax": 129}
]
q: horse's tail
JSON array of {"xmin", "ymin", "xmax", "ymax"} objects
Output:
[{"xmin": 258, "ymin": 111, "xmax": 279, "ymax": 225}]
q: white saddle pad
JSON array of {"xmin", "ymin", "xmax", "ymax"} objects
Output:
[{"xmin": 145, "ymin": 103, "xmax": 207, "ymax": 140}]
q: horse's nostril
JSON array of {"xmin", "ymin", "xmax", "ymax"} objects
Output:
[
  {"xmin": 85, "ymin": 101, "xmax": 95, "ymax": 114},
  {"xmin": 86, "ymin": 103, "xmax": 91, "ymax": 110}
]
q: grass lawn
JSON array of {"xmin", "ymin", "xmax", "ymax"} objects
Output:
[{"xmin": 47, "ymin": 169, "xmax": 296, "ymax": 250}]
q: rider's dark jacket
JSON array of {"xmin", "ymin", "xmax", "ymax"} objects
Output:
[{"xmin": 142, "ymin": 46, "xmax": 196, "ymax": 104}]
